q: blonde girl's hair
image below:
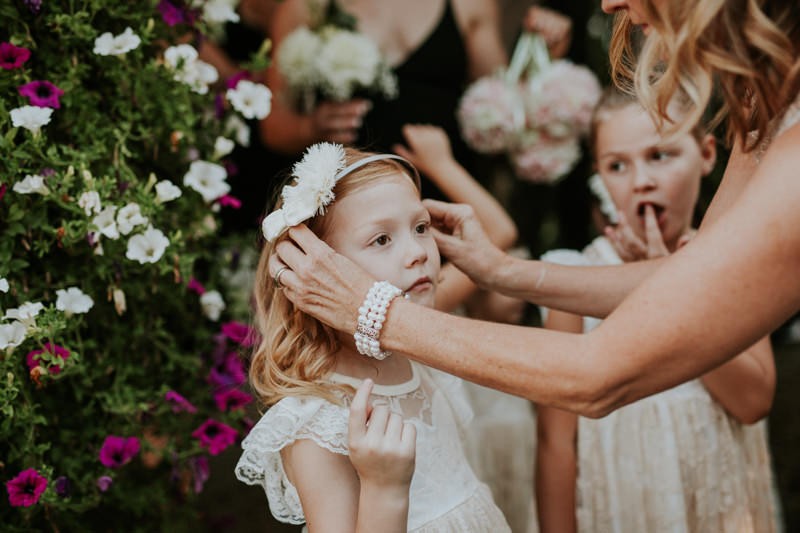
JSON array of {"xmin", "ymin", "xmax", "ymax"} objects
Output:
[
  {"xmin": 250, "ymin": 148, "xmax": 420, "ymax": 407},
  {"xmin": 609, "ymin": 0, "xmax": 800, "ymax": 151}
]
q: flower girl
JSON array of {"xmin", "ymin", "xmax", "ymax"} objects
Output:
[
  {"xmin": 235, "ymin": 143, "xmax": 511, "ymax": 531},
  {"xmin": 535, "ymin": 89, "xmax": 779, "ymax": 533}
]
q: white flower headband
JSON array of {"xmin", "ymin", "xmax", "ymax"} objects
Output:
[
  {"xmin": 262, "ymin": 142, "xmax": 420, "ymax": 242},
  {"xmin": 588, "ymin": 173, "xmax": 619, "ymax": 224}
]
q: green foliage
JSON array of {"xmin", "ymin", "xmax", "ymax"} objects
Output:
[{"xmin": 0, "ymin": 1, "xmax": 262, "ymax": 529}]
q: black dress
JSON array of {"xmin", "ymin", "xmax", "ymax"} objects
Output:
[{"xmin": 356, "ymin": 0, "xmax": 478, "ymax": 201}]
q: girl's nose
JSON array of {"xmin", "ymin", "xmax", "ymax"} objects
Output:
[
  {"xmin": 632, "ymin": 163, "xmax": 657, "ymax": 191},
  {"xmin": 406, "ymin": 238, "xmax": 428, "ymax": 267},
  {"xmin": 601, "ymin": 0, "xmax": 628, "ymax": 14}
]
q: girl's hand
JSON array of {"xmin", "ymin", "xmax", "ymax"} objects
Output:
[
  {"xmin": 348, "ymin": 379, "xmax": 416, "ymax": 489},
  {"xmin": 270, "ymin": 225, "xmax": 375, "ymax": 333},
  {"xmin": 523, "ymin": 6, "xmax": 572, "ymax": 59},
  {"xmin": 311, "ymin": 99, "xmax": 371, "ymax": 145},
  {"xmin": 393, "ymin": 124, "xmax": 454, "ymax": 178},
  {"xmin": 424, "ymin": 199, "xmax": 508, "ymax": 288},
  {"xmin": 604, "ymin": 206, "xmax": 669, "ymax": 261}
]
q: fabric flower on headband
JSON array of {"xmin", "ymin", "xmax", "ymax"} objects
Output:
[{"xmin": 261, "ymin": 143, "xmax": 346, "ymax": 241}]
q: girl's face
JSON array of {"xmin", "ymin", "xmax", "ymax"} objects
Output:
[
  {"xmin": 324, "ymin": 173, "xmax": 441, "ymax": 308},
  {"xmin": 601, "ymin": 0, "xmax": 665, "ymax": 34},
  {"xmin": 595, "ymin": 104, "xmax": 715, "ymax": 251}
]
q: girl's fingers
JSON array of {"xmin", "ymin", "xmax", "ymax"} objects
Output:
[
  {"xmin": 385, "ymin": 411, "xmax": 404, "ymax": 443},
  {"xmin": 348, "ymin": 379, "xmax": 374, "ymax": 439},
  {"xmin": 644, "ymin": 205, "xmax": 669, "ymax": 257},
  {"xmin": 366, "ymin": 404, "xmax": 390, "ymax": 438},
  {"xmin": 400, "ymin": 421, "xmax": 417, "ymax": 453}
]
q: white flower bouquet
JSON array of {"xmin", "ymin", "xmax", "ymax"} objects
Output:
[
  {"xmin": 457, "ymin": 32, "xmax": 601, "ymax": 184},
  {"xmin": 277, "ymin": 20, "xmax": 397, "ymax": 110}
]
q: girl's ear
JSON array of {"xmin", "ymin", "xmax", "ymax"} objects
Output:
[{"xmin": 699, "ymin": 134, "xmax": 717, "ymax": 176}]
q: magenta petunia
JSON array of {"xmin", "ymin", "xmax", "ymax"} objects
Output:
[
  {"xmin": 189, "ymin": 456, "xmax": 209, "ymax": 494},
  {"xmin": 192, "ymin": 419, "xmax": 238, "ymax": 455},
  {"xmin": 225, "ymin": 71, "xmax": 249, "ymax": 90},
  {"xmin": 165, "ymin": 390, "xmax": 198, "ymax": 413},
  {"xmin": 217, "ymin": 195, "xmax": 242, "ymax": 209},
  {"xmin": 6, "ymin": 468, "xmax": 47, "ymax": 507},
  {"xmin": 220, "ymin": 321, "xmax": 255, "ymax": 346},
  {"xmin": 187, "ymin": 277, "xmax": 206, "ymax": 295},
  {"xmin": 96, "ymin": 475, "xmax": 113, "ymax": 492},
  {"xmin": 0, "ymin": 42, "xmax": 30, "ymax": 70},
  {"xmin": 26, "ymin": 343, "xmax": 71, "ymax": 375},
  {"xmin": 98, "ymin": 436, "xmax": 140, "ymax": 468},
  {"xmin": 0, "ymin": 183, "xmax": 7, "ymax": 203},
  {"xmin": 157, "ymin": 0, "xmax": 186, "ymax": 26},
  {"xmin": 213, "ymin": 388, "xmax": 253, "ymax": 412},
  {"xmin": 207, "ymin": 352, "xmax": 246, "ymax": 389},
  {"xmin": 18, "ymin": 80, "xmax": 65, "ymax": 109},
  {"xmin": 54, "ymin": 476, "xmax": 71, "ymax": 498}
]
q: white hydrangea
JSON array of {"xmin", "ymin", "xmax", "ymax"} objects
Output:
[
  {"xmin": 13, "ymin": 174, "xmax": 50, "ymax": 195},
  {"xmin": 10, "ymin": 106, "xmax": 53, "ymax": 135},
  {"xmin": 92, "ymin": 206, "xmax": 120, "ymax": 240},
  {"xmin": 116, "ymin": 202, "xmax": 148, "ymax": 235},
  {"xmin": 163, "ymin": 44, "xmax": 219, "ymax": 95},
  {"xmin": 78, "ymin": 191, "xmax": 102, "ymax": 216},
  {"xmin": 315, "ymin": 29, "xmax": 381, "ymax": 100},
  {"xmin": 0, "ymin": 321, "xmax": 26, "ymax": 350},
  {"xmin": 155, "ymin": 180, "xmax": 182, "ymax": 203},
  {"xmin": 183, "ymin": 160, "xmax": 230, "ymax": 203},
  {"xmin": 125, "ymin": 226, "xmax": 170, "ymax": 264},
  {"xmin": 225, "ymin": 114, "xmax": 250, "ymax": 147},
  {"xmin": 56, "ymin": 287, "xmax": 94, "ymax": 315},
  {"xmin": 203, "ymin": 0, "xmax": 240, "ymax": 23},
  {"xmin": 200, "ymin": 290, "xmax": 226, "ymax": 321},
  {"xmin": 278, "ymin": 27, "xmax": 322, "ymax": 89},
  {"xmin": 226, "ymin": 80, "xmax": 272, "ymax": 120},
  {"xmin": 93, "ymin": 27, "xmax": 141, "ymax": 56},
  {"xmin": 213, "ymin": 136, "xmax": 235, "ymax": 159}
]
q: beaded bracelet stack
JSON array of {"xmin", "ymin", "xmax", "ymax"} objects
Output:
[{"xmin": 354, "ymin": 281, "xmax": 403, "ymax": 360}]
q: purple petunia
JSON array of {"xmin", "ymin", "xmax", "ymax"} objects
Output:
[
  {"xmin": 189, "ymin": 456, "xmax": 210, "ymax": 494},
  {"xmin": 98, "ymin": 436, "xmax": 140, "ymax": 468},
  {"xmin": 18, "ymin": 80, "xmax": 65, "ymax": 108},
  {"xmin": 192, "ymin": 419, "xmax": 238, "ymax": 455},
  {"xmin": 54, "ymin": 476, "xmax": 71, "ymax": 498},
  {"xmin": 220, "ymin": 321, "xmax": 255, "ymax": 346},
  {"xmin": 187, "ymin": 277, "xmax": 206, "ymax": 295},
  {"xmin": 6, "ymin": 468, "xmax": 47, "ymax": 507},
  {"xmin": 96, "ymin": 475, "xmax": 113, "ymax": 492},
  {"xmin": 26, "ymin": 343, "xmax": 70, "ymax": 375},
  {"xmin": 213, "ymin": 388, "xmax": 253, "ymax": 412},
  {"xmin": 207, "ymin": 352, "xmax": 246, "ymax": 389},
  {"xmin": 0, "ymin": 184, "xmax": 7, "ymax": 203},
  {"xmin": 0, "ymin": 42, "xmax": 30, "ymax": 70},
  {"xmin": 24, "ymin": 0, "xmax": 42, "ymax": 14},
  {"xmin": 165, "ymin": 390, "xmax": 198, "ymax": 413},
  {"xmin": 157, "ymin": 0, "xmax": 187, "ymax": 26}
]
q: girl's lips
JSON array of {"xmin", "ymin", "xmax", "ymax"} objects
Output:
[{"xmin": 407, "ymin": 277, "xmax": 432, "ymax": 292}]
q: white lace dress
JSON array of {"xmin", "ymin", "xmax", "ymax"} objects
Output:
[
  {"xmin": 234, "ymin": 361, "xmax": 511, "ymax": 532},
  {"xmin": 541, "ymin": 237, "xmax": 779, "ymax": 533}
]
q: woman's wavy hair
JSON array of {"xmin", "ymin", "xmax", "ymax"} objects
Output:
[
  {"xmin": 250, "ymin": 148, "xmax": 420, "ymax": 408},
  {"xmin": 609, "ymin": 0, "xmax": 800, "ymax": 150}
]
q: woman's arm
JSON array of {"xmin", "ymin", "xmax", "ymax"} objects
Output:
[
  {"xmin": 535, "ymin": 310, "xmax": 582, "ymax": 533},
  {"xmin": 272, "ymin": 123, "xmax": 800, "ymax": 416},
  {"xmin": 454, "ymin": 0, "xmax": 508, "ymax": 79}
]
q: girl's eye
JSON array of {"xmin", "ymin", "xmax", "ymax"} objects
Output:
[
  {"xmin": 652, "ymin": 150, "xmax": 671, "ymax": 161},
  {"xmin": 415, "ymin": 222, "xmax": 429, "ymax": 234},
  {"xmin": 608, "ymin": 161, "xmax": 626, "ymax": 173},
  {"xmin": 372, "ymin": 234, "xmax": 390, "ymax": 246}
]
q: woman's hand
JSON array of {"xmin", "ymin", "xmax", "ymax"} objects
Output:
[
  {"xmin": 348, "ymin": 379, "xmax": 416, "ymax": 490},
  {"xmin": 311, "ymin": 99, "xmax": 371, "ymax": 145},
  {"xmin": 604, "ymin": 206, "xmax": 670, "ymax": 261},
  {"xmin": 270, "ymin": 225, "xmax": 375, "ymax": 332},
  {"xmin": 424, "ymin": 199, "xmax": 509, "ymax": 288},
  {"xmin": 393, "ymin": 124, "xmax": 454, "ymax": 178},
  {"xmin": 523, "ymin": 6, "xmax": 572, "ymax": 59}
]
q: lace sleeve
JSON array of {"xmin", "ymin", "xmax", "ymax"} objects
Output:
[{"xmin": 234, "ymin": 396, "xmax": 349, "ymax": 525}]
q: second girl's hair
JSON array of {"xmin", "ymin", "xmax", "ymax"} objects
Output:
[
  {"xmin": 250, "ymin": 149, "xmax": 419, "ymax": 407},
  {"xmin": 609, "ymin": 0, "xmax": 800, "ymax": 151}
]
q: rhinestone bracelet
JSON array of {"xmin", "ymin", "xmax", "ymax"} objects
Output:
[{"xmin": 354, "ymin": 281, "xmax": 403, "ymax": 360}]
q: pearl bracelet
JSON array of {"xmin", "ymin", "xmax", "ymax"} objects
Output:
[{"xmin": 354, "ymin": 281, "xmax": 403, "ymax": 360}]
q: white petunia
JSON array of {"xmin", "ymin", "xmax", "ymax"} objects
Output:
[
  {"xmin": 92, "ymin": 206, "xmax": 120, "ymax": 240},
  {"xmin": 0, "ymin": 321, "xmax": 26, "ymax": 350},
  {"xmin": 0, "ymin": 278, "xmax": 8, "ymax": 293},
  {"xmin": 226, "ymin": 80, "xmax": 272, "ymax": 120},
  {"xmin": 155, "ymin": 180, "xmax": 182, "ymax": 203},
  {"xmin": 199, "ymin": 290, "xmax": 226, "ymax": 321},
  {"xmin": 78, "ymin": 191, "xmax": 102, "ymax": 216},
  {"xmin": 10, "ymin": 106, "xmax": 53, "ymax": 135},
  {"xmin": 55, "ymin": 287, "xmax": 94, "ymax": 315},
  {"xmin": 164, "ymin": 43, "xmax": 199, "ymax": 70},
  {"xmin": 163, "ymin": 44, "xmax": 218, "ymax": 94},
  {"xmin": 183, "ymin": 160, "xmax": 230, "ymax": 203},
  {"xmin": 315, "ymin": 30, "xmax": 381, "ymax": 100},
  {"xmin": 125, "ymin": 226, "xmax": 170, "ymax": 264},
  {"xmin": 278, "ymin": 27, "xmax": 322, "ymax": 89},
  {"xmin": 213, "ymin": 136, "xmax": 235, "ymax": 159},
  {"xmin": 225, "ymin": 114, "xmax": 250, "ymax": 147},
  {"xmin": 116, "ymin": 203, "xmax": 148, "ymax": 235},
  {"xmin": 203, "ymin": 0, "xmax": 240, "ymax": 23},
  {"xmin": 4, "ymin": 301, "xmax": 44, "ymax": 330},
  {"xmin": 93, "ymin": 27, "xmax": 141, "ymax": 56},
  {"xmin": 13, "ymin": 174, "xmax": 50, "ymax": 195}
]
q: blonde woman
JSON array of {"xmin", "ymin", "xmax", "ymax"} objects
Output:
[{"xmin": 269, "ymin": 0, "xmax": 800, "ymax": 417}]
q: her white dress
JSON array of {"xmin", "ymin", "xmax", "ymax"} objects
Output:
[
  {"xmin": 542, "ymin": 237, "xmax": 779, "ymax": 533},
  {"xmin": 234, "ymin": 361, "xmax": 511, "ymax": 532}
]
